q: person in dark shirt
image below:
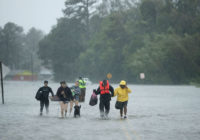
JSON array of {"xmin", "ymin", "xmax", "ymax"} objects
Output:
[
  {"xmin": 56, "ymin": 81, "xmax": 73, "ymax": 118},
  {"xmin": 95, "ymin": 80, "xmax": 114, "ymax": 119},
  {"xmin": 36, "ymin": 80, "xmax": 54, "ymax": 116}
]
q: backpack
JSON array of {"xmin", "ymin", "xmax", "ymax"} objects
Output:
[{"xmin": 35, "ymin": 91, "xmax": 42, "ymax": 101}]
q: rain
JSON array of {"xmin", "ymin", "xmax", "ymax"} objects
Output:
[{"xmin": 0, "ymin": 0, "xmax": 200, "ymax": 140}]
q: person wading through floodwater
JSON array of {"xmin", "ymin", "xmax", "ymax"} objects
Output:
[
  {"xmin": 56, "ymin": 81, "xmax": 73, "ymax": 118},
  {"xmin": 114, "ymin": 80, "xmax": 131, "ymax": 119},
  {"xmin": 78, "ymin": 77, "xmax": 86, "ymax": 102},
  {"xmin": 70, "ymin": 81, "xmax": 81, "ymax": 107},
  {"xmin": 36, "ymin": 81, "xmax": 54, "ymax": 116},
  {"xmin": 95, "ymin": 80, "xmax": 114, "ymax": 119}
]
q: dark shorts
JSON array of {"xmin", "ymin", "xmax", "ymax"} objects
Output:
[
  {"xmin": 74, "ymin": 94, "xmax": 79, "ymax": 101},
  {"xmin": 121, "ymin": 101, "xmax": 128, "ymax": 108},
  {"xmin": 62, "ymin": 100, "xmax": 69, "ymax": 104}
]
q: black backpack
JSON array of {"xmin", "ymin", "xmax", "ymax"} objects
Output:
[{"xmin": 35, "ymin": 91, "xmax": 42, "ymax": 101}]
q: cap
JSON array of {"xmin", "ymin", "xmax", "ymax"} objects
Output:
[{"xmin": 44, "ymin": 80, "xmax": 48, "ymax": 83}]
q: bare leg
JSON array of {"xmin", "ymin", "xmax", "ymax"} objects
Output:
[
  {"xmin": 60, "ymin": 102, "xmax": 64, "ymax": 118},
  {"xmin": 124, "ymin": 106, "xmax": 127, "ymax": 116},
  {"xmin": 70, "ymin": 101, "xmax": 73, "ymax": 113},
  {"xmin": 120, "ymin": 108, "xmax": 123, "ymax": 117},
  {"xmin": 61, "ymin": 110, "xmax": 64, "ymax": 118},
  {"xmin": 64, "ymin": 103, "xmax": 68, "ymax": 117},
  {"xmin": 75, "ymin": 100, "xmax": 79, "ymax": 106}
]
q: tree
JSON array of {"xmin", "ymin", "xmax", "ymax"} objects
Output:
[
  {"xmin": 140, "ymin": 0, "xmax": 157, "ymax": 32},
  {"xmin": 23, "ymin": 28, "xmax": 44, "ymax": 72},
  {"xmin": 39, "ymin": 17, "xmax": 86, "ymax": 81},
  {"xmin": 0, "ymin": 23, "xmax": 44, "ymax": 72},
  {"xmin": 0, "ymin": 22, "xmax": 24, "ymax": 69},
  {"xmin": 63, "ymin": 0, "xmax": 97, "ymax": 39},
  {"xmin": 38, "ymin": 0, "xmax": 200, "ymax": 84}
]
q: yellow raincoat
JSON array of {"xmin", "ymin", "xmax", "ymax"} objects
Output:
[{"xmin": 114, "ymin": 87, "xmax": 131, "ymax": 102}]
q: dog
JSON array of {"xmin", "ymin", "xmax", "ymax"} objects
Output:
[{"xmin": 74, "ymin": 105, "xmax": 81, "ymax": 118}]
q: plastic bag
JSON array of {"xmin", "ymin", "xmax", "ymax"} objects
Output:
[{"xmin": 89, "ymin": 91, "xmax": 98, "ymax": 106}]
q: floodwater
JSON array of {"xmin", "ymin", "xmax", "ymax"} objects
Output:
[{"xmin": 0, "ymin": 81, "xmax": 200, "ymax": 140}]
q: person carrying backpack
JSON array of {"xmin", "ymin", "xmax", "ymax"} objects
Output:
[{"xmin": 35, "ymin": 81, "xmax": 54, "ymax": 116}]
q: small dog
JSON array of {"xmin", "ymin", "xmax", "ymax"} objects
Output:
[{"xmin": 74, "ymin": 105, "xmax": 81, "ymax": 118}]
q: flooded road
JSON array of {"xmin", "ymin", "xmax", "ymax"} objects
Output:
[{"xmin": 0, "ymin": 81, "xmax": 200, "ymax": 140}]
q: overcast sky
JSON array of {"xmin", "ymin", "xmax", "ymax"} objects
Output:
[{"xmin": 0, "ymin": 0, "xmax": 66, "ymax": 34}]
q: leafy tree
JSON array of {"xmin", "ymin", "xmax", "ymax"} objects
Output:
[
  {"xmin": 0, "ymin": 23, "xmax": 44, "ymax": 73},
  {"xmin": 39, "ymin": 17, "xmax": 86, "ymax": 81},
  {"xmin": 63, "ymin": 0, "xmax": 97, "ymax": 39},
  {"xmin": 38, "ymin": 0, "xmax": 200, "ymax": 84},
  {"xmin": 0, "ymin": 22, "xmax": 24, "ymax": 69},
  {"xmin": 23, "ymin": 28, "xmax": 44, "ymax": 72}
]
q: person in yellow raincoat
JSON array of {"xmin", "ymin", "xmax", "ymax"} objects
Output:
[{"xmin": 114, "ymin": 80, "xmax": 131, "ymax": 119}]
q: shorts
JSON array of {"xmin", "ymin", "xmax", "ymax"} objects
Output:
[
  {"xmin": 74, "ymin": 94, "xmax": 79, "ymax": 101},
  {"xmin": 121, "ymin": 101, "xmax": 128, "ymax": 108},
  {"xmin": 61, "ymin": 100, "xmax": 69, "ymax": 104}
]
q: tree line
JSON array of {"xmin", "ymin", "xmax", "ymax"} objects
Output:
[
  {"xmin": 1, "ymin": 0, "xmax": 200, "ymax": 84},
  {"xmin": 0, "ymin": 22, "xmax": 44, "ymax": 73},
  {"xmin": 39, "ymin": 0, "xmax": 200, "ymax": 84}
]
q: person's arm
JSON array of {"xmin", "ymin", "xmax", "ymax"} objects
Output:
[
  {"xmin": 83, "ymin": 80, "xmax": 86, "ymax": 86},
  {"xmin": 68, "ymin": 87, "xmax": 74, "ymax": 101},
  {"xmin": 56, "ymin": 87, "xmax": 61, "ymax": 97},
  {"xmin": 70, "ymin": 86, "xmax": 75, "ymax": 93},
  {"xmin": 109, "ymin": 85, "xmax": 114, "ymax": 97},
  {"xmin": 127, "ymin": 87, "xmax": 132, "ymax": 94},
  {"xmin": 114, "ymin": 88, "xmax": 118, "ymax": 97},
  {"xmin": 96, "ymin": 87, "xmax": 100, "ymax": 95},
  {"xmin": 49, "ymin": 87, "xmax": 54, "ymax": 96}
]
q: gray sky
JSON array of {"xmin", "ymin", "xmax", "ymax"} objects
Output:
[{"xmin": 0, "ymin": 0, "xmax": 66, "ymax": 34}]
